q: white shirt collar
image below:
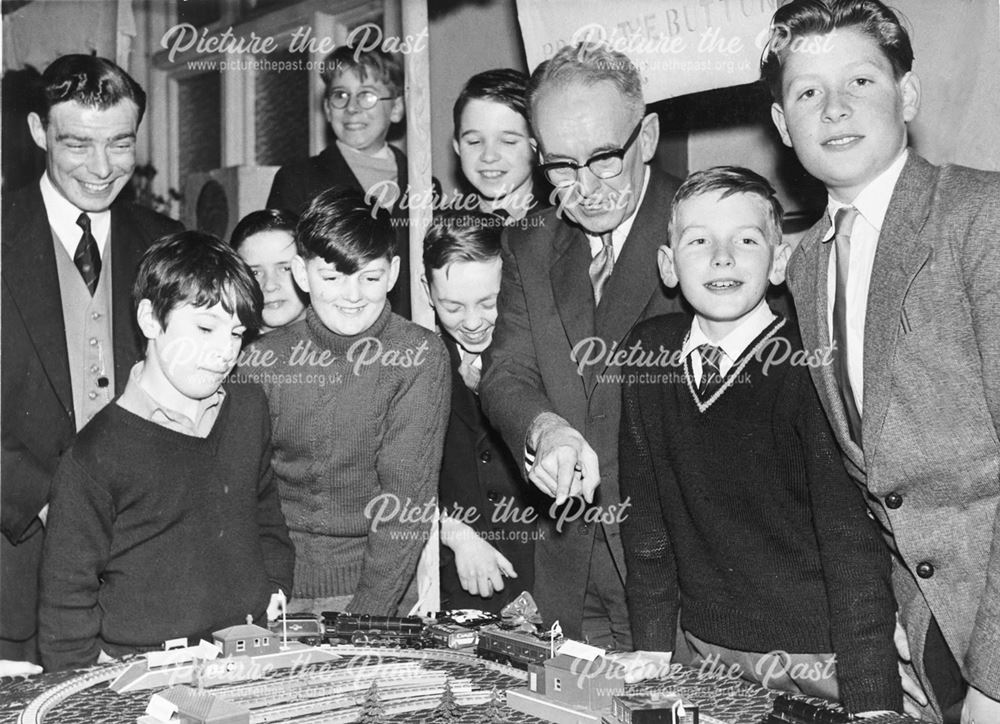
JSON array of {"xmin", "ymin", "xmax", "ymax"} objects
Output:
[
  {"xmin": 822, "ymin": 149, "xmax": 908, "ymax": 240},
  {"xmin": 586, "ymin": 166, "xmax": 651, "ymax": 260},
  {"xmin": 681, "ymin": 301, "xmax": 777, "ymax": 365},
  {"xmin": 39, "ymin": 173, "xmax": 111, "ymax": 258}
]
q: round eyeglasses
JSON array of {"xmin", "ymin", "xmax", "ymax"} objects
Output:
[
  {"xmin": 538, "ymin": 119, "xmax": 644, "ymax": 188},
  {"xmin": 327, "ymin": 89, "xmax": 397, "ymax": 110}
]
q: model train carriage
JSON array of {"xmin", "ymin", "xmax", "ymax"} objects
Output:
[
  {"xmin": 476, "ymin": 625, "xmax": 561, "ymax": 670},
  {"xmin": 267, "ymin": 613, "xmax": 325, "ymax": 645},
  {"xmin": 322, "ymin": 612, "xmax": 426, "ymax": 647},
  {"xmin": 425, "ymin": 622, "xmax": 478, "ymax": 649}
]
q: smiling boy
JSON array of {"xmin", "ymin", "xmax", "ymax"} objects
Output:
[
  {"xmin": 38, "ymin": 233, "xmax": 294, "ymax": 672},
  {"xmin": 266, "ymin": 43, "xmax": 415, "ymax": 317},
  {"xmin": 763, "ymin": 2, "xmax": 1000, "ymax": 720},
  {"xmin": 619, "ymin": 167, "xmax": 900, "ymax": 714},
  {"xmin": 241, "ymin": 186, "xmax": 449, "ymax": 616},
  {"xmin": 452, "ymin": 69, "xmax": 539, "ymax": 221}
]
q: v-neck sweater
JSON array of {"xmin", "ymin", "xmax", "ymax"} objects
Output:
[
  {"xmin": 619, "ymin": 312, "xmax": 900, "ymax": 713},
  {"xmin": 38, "ymin": 383, "xmax": 294, "ymax": 672}
]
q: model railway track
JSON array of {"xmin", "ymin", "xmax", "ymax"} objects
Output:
[
  {"xmin": 220, "ymin": 661, "xmax": 424, "ymax": 702},
  {"xmin": 263, "ymin": 690, "xmax": 493, "ymax": 724},
  {"xmin": 14, "ymin": 646, "xmax": 523, "ymax": 723},
  {"xmin": 16, "ymin": 663, "xmax": 131, "ymax": 724},
  {"xmin": 249, "ymin": 678, "xmax": 477, "ymax": 722}
]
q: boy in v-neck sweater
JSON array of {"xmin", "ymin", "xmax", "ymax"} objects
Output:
[
  {"xmin": 618, "ymin": 168, "xmax": 901, "ymax": 714},
  {"xmin": 38, "ymin": 233, "xmax": 294, "ymax": 672}
]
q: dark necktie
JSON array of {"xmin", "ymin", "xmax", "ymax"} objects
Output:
[
  {"xmin": 589, "ymin": 233, "xmax": 614, "ymax": 306},
  {"xmin": 831, "ymin": 206, "xmax": 862, "ymax": 445},
  {"xmin": 492, "ymin": 207, "xmax": 511, "ymax": 224},
  {"xmin": 697, "ymin": 344, "xmax": 725, "ymax": 399},
  {"xmin": 75, "ymin": 212, "xmax": 101, "ymax": 296}
]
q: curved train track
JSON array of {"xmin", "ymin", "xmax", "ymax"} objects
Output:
[{"xmin": 14, "ymin": 645, "xmax": 526, "ymax": 724}]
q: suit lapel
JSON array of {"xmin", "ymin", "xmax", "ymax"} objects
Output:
[
  {"xmin": 862, "ymin": 155, "xmax": 936, "ymax": 453},
  {"xmin": 797, "ymin": 217, "xmax": 865, "ymax": 470},
  {"xmin": 109, "ymin": 203, "xmax": 151, "ymax": 391},
  {"xmin": 549, "ymin": 220, "xmax": 597, "ymax": 377},
  {"xmin": 595, "ymin": 170, "xmax": 671, "ymax": 355},
  {"xmin": 2, "ymin": 186, "xmax": 74, "ymax": 415}
]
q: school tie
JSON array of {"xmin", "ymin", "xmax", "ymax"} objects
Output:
[
  {"xmin": 458, "ymin": 353, "xmax": 481, "ymax": 393},
  {"xmin": 75, "ymin": 212, "xmax": 101, "ymax": 296},
  {"xmin": 697, "ymin": 344, "xmax": 725, "ymax": 399},
  {"xmin": 492, "ymin": 207, "xmax": 511, "ymax": 224},
  {"xmin": 831, "ymin": 206, "xmax": 863, "ymax": 445},
  {"xmin": 589, "ymin": 233, "xmax": 614, "ymax": 305}
]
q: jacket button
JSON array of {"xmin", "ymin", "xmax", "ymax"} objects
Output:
[
  {"xmin": 916, "ymin": 561, "xmax": 935, "ymax": 579},
  {"xmin": 885, "ymin": 493, "xmax": 903, "ymax": 509},
  {"xmin": 579, "ymin": 524, "xmax": 590, "ymax": 536},
  {"xmin": 479, "ymin": 450, "xmax": 492, "ymax": 464},
  {"xmin": 487, "ymin": 490, "xmax": 499, "ymax": 502}
]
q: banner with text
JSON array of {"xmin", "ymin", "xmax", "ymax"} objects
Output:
[{"xmin": 515, "ymin": 0, "xmax": 778, "ymax": 102}]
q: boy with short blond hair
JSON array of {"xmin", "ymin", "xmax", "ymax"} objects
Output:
[
  {"xmin": 619, "ymin": 167, "xmax": 900, "ymax": 714},
  {"xmin": 38, "ymin": 232, "xmax": 294, "ymax": 672},
  {"xmin": 242, "ymin": 186, "xmax": 449, "ymax": 617},
  {"xmin": 763, "ymin": 1, "xmax": 1000, "ymax": 720}
]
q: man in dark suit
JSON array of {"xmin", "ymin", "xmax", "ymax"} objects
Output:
[
  {"xmin": 764, "ymin": 2, "xmax": 1000, "ymax": 721},
  {"xmin": 1, "ymin": 55, "xmax": 182, "ymax": 664},
  {"xmin": 479, "ymin": 42, "xmax": 682, "ymax": 647}
]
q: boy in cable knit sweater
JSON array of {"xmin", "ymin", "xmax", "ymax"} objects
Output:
[{"xmin": 239, "ymin": 186, "xmax": 449, "ymax": 616}]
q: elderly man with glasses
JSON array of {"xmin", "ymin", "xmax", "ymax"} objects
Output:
[{"xmin": 480, "ymin": 41, "xmax": 683, "ymax": 649}]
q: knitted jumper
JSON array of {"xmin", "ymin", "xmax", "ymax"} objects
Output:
[
  {"xmin": 38, "ymin": 384, "xmax": 294, "ymax": 672},
  {"xmin": 241, "ymin": 304, "xmax": 450, "ymax": 614},
  {"xmin": 619, "ymin": 313, "xmax": 900, "ymax": 713}
]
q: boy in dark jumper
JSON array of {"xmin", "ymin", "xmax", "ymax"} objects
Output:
[
  {"xmin": 618, "ymin": 167, "xmax": 901, "ymax": 714},
  {"xmin": 38, "ymin": 232, "xmax": 294, "ymax": 672},
  {"xmin": 241, "ymin": 186, "xmax": 449, "ymax": 617}
]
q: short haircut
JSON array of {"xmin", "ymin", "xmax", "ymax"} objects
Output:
[
  {"xmin": 667, "ymin": 166, "xmax": 785, "ymax": 247},
  {"xmin": 133, "ymin": 231, "xmax": 263, "ymax": 334},
  {"xmin": 423, "ymin": 212, "xmax": 503, "ymax": 281},
  {"xmin": 37, "ymin": 54, "xmax": 146, "ymax": 125},
  {"xmin": 296, "ymin": 186, "xmax": 395, "ymax": 273},
  {"xmin": 452, "ymin": 68, "xmax": 530, "ymax": 140},
  {"xmin": 230, "ymin": 208, "xmax": 299, "ymax": 251},
  {"xmin": 761, "ymin": 0, "xmax": 914, "ymax": 102},
  {"xmin": 320, "ymin": 43, "xmax": 403, "ymax": 98},
  {"xmin": 526, "ymin": 42, "xmax": 645, "ymax": 131}
]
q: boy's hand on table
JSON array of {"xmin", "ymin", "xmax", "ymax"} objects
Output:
[
  {"xmin": 607, "ymin": 650, "xmax": 674, "ymax": 684},
  {"xmin": 442, "ymin": 517, "xmax": 515, "ymax": 597},
  {"xmin": 266, "ymin": 590, "xmax": 286, "ymax": 621},
  {"xmin": 0, "ymin": 660, "xmax": 43, "ymax": 677},
  {"xmin": 894, "ymin": 613, "xmax": 929, "ymax": 717},
  {"xmin": 526, "ymin": 413, "xmax": 600, "ymax": 505},
  {"xmin": 962, "ymin": 685, "xmax": 1000, "ymax": 724}
]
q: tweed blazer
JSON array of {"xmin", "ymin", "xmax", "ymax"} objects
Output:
[
  {"xmin": 480, "ymin": 165, "xmax": 683, "ymax": 637},
  {"xmin": 786, "ymin": 152, "xmax": 1000, "ymax": 709}
]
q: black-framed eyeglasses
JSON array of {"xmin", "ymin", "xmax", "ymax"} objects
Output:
[
  {"xmin": 538, "ymin": 119, "xmax": 644, "ymax": 187},
  {"xmin": 327, "ymin": 89, "xmax": 396, "ymax": 110}
]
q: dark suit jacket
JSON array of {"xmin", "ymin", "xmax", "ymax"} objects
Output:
[
  {"xmin": 479, "ymin": 166, "xmax": 683, "ymax": 637},
  {"xmin": 786, "ymin": 152, "xmax": 1000, "ymax": 713},
  {"xmin": 266, "ymin": 143, "xmax": 418, "ymax": 319},
  {"xmin": 1, "ymin": 182, "xmax": 182, "ymax": 647},
  {"xmin": 438, "ymin": 336, "xmax": 544, "ymax": 613}
]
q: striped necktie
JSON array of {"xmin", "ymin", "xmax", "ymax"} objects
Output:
[
  {"xmin": 697, "ymin": 344, "xmax": 725, "ymax": 400},
  {"xmin": 589, "ymin": 233, "xmax": 614, "ymax": 305}
]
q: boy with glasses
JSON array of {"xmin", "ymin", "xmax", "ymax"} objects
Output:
[{"xmin": 267, "ymin": 42, "xmax": 415, "ymax": 317}]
